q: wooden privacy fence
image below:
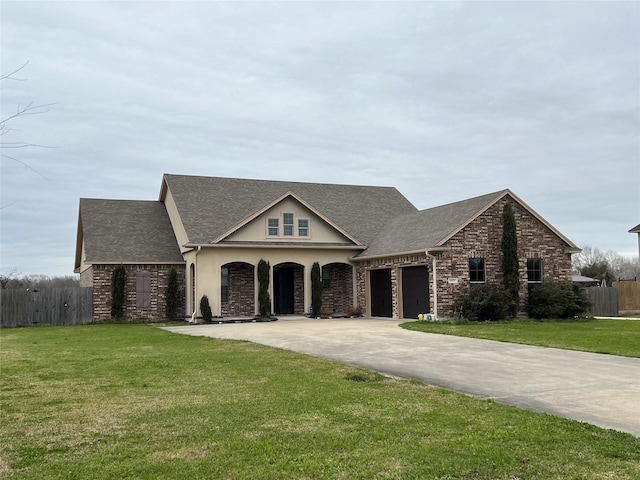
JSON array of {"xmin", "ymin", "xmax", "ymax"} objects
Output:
[
  {"xmin": 0, "ymin": 287, "xmax": 93, "ymax": 328},
  {"xmin": 587, "ymin": 286, "xmax": 619, "ymax": 317},
  {"xmin": 613, "ymin": 281, "xmax": 640, "ymax": 314}
]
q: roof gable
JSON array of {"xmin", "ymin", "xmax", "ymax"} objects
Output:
[
  {"xmin": 160, "ymin": 174, "xmax": 418, "ymax": 246},
  {"xmin": 358, "ymin": 189, "xmax": 579, "ymax": 258},
  {"xmin": 75, "ymin": 199, "xmax": 183, "ymax": 269},
  {"xmin": 218, "ymin": 192, "xmax": 360, "ymax": 245}
]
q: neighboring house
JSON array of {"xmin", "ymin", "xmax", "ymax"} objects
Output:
[
  {"xmin": 572, "ymin": 275, "xmax": 600, "ymax": 287},
  {"xmin": 630, "ymin": 224, "xmax": 640, "ymax": 260},
  {"xmin": 74, "ymin": 174, "xmax": 580, "ymax": 321}
]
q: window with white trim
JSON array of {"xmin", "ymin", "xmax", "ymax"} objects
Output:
[
  {"xmin": 268, "ymin": 218, "xmax": 279, "ymax": 236},
  {"xmin": 298, "ymin": 219, "xmax": 309, "ymax": 237},
  {"xmin": 283, "ymin": 213, "xmax": 294, "ymax": 236}
]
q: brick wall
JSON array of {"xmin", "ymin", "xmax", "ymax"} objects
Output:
[
  {"xmin": 321, "ymin": 263, "xmax": 353, "ymax": 314},
  {"xmin": 221, "ymin": 262, "xmax": 255, "ymax": 317},
  {"xmin": 355, "ymin": 196, "xmax": 573, "ymax": 318},
  {"xmin": 293, "ymin": 265, "xmax": 305, "ymax": 314},
  {"xmin": 91, "ymin": 264, "xmax": 185, "ymax": 321}
]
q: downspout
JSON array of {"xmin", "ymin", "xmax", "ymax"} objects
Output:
[{"xmin": 425, "ymin": 250, "xmax": 438, "ymax": 319}]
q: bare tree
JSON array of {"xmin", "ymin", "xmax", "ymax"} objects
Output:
[
  {"xmin": 573, "ymin": 245, "xmax": 640, "ymax": 282},
  {"xmin": 1, "ymin": 61, "xmax": 56, "ymax": 187},
  {"xmin": 0, "ymin": 268, "xmax": 20, "ymax": 289}
]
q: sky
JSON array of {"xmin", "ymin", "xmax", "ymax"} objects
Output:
[{"xmin": 1, "ymin": 1, "xmax": 639, "ymax": 277}]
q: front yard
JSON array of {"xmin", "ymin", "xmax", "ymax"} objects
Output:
[
  {"xmin": 401, "ymin": 318, "xmax": 640, "ymax": 357},
  {"xmin": 1, "ymin": 323, "xmax": 639, "ymax": 479}
]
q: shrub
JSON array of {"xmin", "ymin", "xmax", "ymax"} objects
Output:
[
  {"xmin": 200, "ymin": 295, "xmax": 213, "ymax": 323},
  {"xmin": 527, "ymin": 282, "xmax": 591, "ymax": 319},
  {"xmin": 110, "ymin": 265, "xmax": 126, "ymax": 320},
  {"xmin": 165, "ymin": 268, "xmax": 179, "ymax": 321},
  {"xmin": 311, "ymin": 262, "xmax": 322, "ymax": 317},
  {"xmin": 501, "ymin": 202, "xmax": 520, "ymax": 317},
  {"xmin": 258, "ymin": 259, "xmax": 271, "ymax": 317},
  {"xmin": 456, "ymin": 283, "xmax": 507, "ymax": 321}
]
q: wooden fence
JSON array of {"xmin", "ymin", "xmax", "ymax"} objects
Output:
[
  {"xmin": 587, "ymin": 286, "xmax": 619, "ymax": 317},
  {"xmin": 0, "ymin": 287, "xmax": 93, "ymax": 328},
  {"xmin": 613, "ymin": 281, "xmax": 640, "ymax": 314}
]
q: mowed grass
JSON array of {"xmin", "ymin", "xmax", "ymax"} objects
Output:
[
  {"xmin": 401, "ymin": 318, "xmax": 640, "ymax": 357},
  {"xmin": 1, "ymin": 325, "xmax": 639, "ymax": 479}
]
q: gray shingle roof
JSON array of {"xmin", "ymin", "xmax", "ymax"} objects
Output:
[
  {"xmin": 357, "ymin": 190, "xmax": 508, "ymax": 258},
  {"xmin": 78, "ymin": 199, "xmax": 183, "ymax": 263},
  {"xmin": 162, "ymin": 174, "xmax": 418, "ymax": 246}
]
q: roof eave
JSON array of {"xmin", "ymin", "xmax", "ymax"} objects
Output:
[{"xmin": 353, "ymin": 246, "xmax": 450, "ymax": 262}]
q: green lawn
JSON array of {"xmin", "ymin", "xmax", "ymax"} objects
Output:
[
  {"xmin": 1, "ymin": 324, "xmax": 639, "ymax": 479},
  {"xmin": 400, "ymin": 318, "xmax": 640, "ymax": 357}
]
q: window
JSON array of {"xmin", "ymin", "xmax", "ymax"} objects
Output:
[
  {"xmin": 527, "ymin": 258, "xmax": 542, "ymax": 283},
  {"xmin": 298, "ymin": 218, "xmax": 309, "ymax": 237},
  {"xmin": 268, "ymin": 218, "xmax": 279, "ymax": 236},
  {"xmin": 322, "ymin": 265, "xmax": 330, "ymax": 288},
  {"xmin": 469, "ymin": 258, "xmax": 485, "ymax": 282},
  {"xmin": 221, "ymin": 267, "xmax": 229, "ymax": 302},
  {"xmin": 283, "ymin": 213, "xmax": 294, "ymax": 236},
  {"xmin": 136, "ymin": 271, "xmax": 151, "ymax": 309}
]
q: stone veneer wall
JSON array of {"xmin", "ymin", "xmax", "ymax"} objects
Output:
[
  {"xmin": 221, "ymin": 262, "xmax": 255, "ymax": 317},
  {"xmin": 91, "ymin": 264, "xmax": 186, "ymax": 321},
  {"xmin": 321, "ymin": 263, "xmax": 354, "ymax": 314},
  {"xmin": 355, "ymin": 196, "xmax": 573, "ymax": 318}
]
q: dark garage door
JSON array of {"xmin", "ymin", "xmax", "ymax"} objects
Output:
[
  {"xmin": 402, "ymin": 266, "xmax": 429, "ymax": 319},
  {"xmin": 370, "ymin": 268, "xmax": 392, "ymax": 317}
]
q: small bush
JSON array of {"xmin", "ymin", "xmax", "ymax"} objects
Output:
[
  {"xmin": 527, "ymin": 282, "xmax": 591, "ymax": 319},
  {"xmin": 200, "ymin": 295, "xmax": 213, "ymax": 323},
  {"xmin": 456, "ymin": 283, "xmax": 507, "ymax": 321}
]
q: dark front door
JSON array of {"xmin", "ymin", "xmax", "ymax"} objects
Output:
[
  {"xmin": 370, "ymin": 268, "xmax": 392, "ymax": 317},
  {"xmin": 274, "ymin": 266, "xmax": 295, "ymax": 314},
  {"xmin": 402, "ymin": 266, "xmax": 429, "ymax": 319}
]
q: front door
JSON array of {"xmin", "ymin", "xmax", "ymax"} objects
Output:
[
  {"xmin": 274, "ymin": 266, "xmax": 295, "ymax": 314},
  {"xmin": 370, "ymin": 268, "xmax": 392, "ymax": 317},
  {"xmin": 402, "ymin": 266, "xmax": 429, "ymax": 319}
]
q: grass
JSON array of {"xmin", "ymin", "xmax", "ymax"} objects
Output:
[
  {"xmin": 0, "ymin": 324, "xmax": 638, "ymax": 479},
  {"xmin": 401, "ymin": 318, "xmax": 640, "ymax": 357}
]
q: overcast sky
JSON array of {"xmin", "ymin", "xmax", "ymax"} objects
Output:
[{"xmin": 1, "ymin": 1, "xmax": 639, "ymax": 277}]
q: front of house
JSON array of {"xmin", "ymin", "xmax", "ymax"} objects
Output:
[{"xmin": 74, "ymin": 174, "xmax": 580, "ymax": 321}]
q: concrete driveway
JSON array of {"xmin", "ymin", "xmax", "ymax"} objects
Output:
[{"xmin": 163, "ymin": 317, "xmax": 640, "ymax": 437}]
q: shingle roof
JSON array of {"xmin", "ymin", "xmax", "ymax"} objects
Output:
[
  {"xmin": 357, "ymin": 190, "xmax": 507, "ymax": 258},
  {"xmin": 161, "ymin": 174, "xmax": 418, "ymax": 246},
  {"xmin": 629, "ymin": 224, "xmax": 640, "ymax": 233},
  {"xmin": 77, "ymin": 199, "xmax": 183, "ymax": 264}
]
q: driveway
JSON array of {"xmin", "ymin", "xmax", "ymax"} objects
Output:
[{"xmin": 163, "ymin": 317, "xmax": 640, "ymax": 437}]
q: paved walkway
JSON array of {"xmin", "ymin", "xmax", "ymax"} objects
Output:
[{"xmin": 163, "ymin": 317, "xmax": 640, "ymax": 436}]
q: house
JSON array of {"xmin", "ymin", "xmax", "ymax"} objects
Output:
[
  {"xmin": 629, "ymin": 224, "xmax": 640, "ymax": 260},
  {"xmin": 74, "ymin": 174, "xmax": 580, "ymax": 321}
]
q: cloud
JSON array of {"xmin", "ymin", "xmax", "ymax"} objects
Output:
[{"xmin": 1, "ymin": 1, "xmax": 638, "ymax": 275}]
